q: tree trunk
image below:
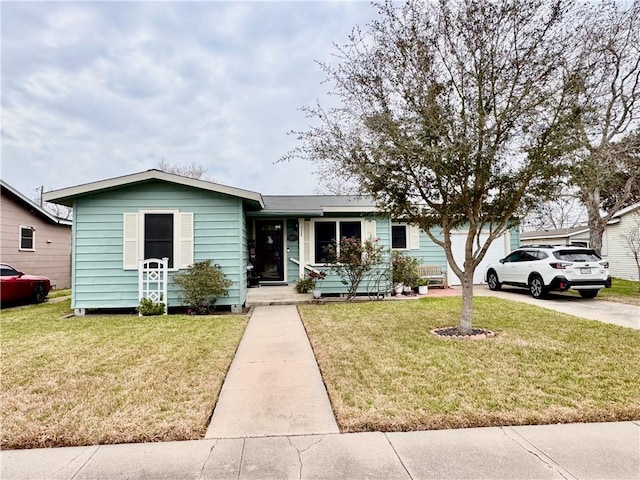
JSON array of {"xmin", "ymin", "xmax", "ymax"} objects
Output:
[
  {"xmin": 584, "ymin": 190, "xmax": 606, "ymax": 255},
  {"xmin": 458, "ymin": 269, "xmax": 475, "ymax": 335}
]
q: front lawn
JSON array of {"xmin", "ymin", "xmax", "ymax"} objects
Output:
[
  {"xmin": 1, "ymin": 300, "xmax": 247, "ymax": 449},
  {"xmin": 299, "ymin": 298, "xmax": 640, "ymax": 432},
  {"xmin": 596, "ymin": 277, "xmax": 640, "ymax": 306}
]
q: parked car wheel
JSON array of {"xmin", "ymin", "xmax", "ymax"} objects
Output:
[
  {"xmin": 487, "ymin": 271, "xmax": 502, "ymax": 291},
  {"xmin": 529, "ymin": 275, "xmax": 547, "ymax": 299},
  {"xmin": 578, "ymin": 289, "xmax": 599, "ymax": 299},
  {"xmin": 32, "ymin": 283, "xmax": 47, "ymax": 303}
]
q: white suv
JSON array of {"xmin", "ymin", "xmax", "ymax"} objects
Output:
[{"xmin": 485, "ymin": 245, "xmax": 612, "ymax": 299}]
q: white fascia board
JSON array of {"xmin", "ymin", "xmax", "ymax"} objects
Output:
[
  {"xmin": 322, "ymin": 206, "xmax": 378, "ymax": 213},
  {"xmin": 43, "ymin": 169, "xmax": 264, "ymax": 208}
]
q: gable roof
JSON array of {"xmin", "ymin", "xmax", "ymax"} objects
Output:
[
  {"xmin": 1, "ymin": 179, "xmax": 72, "ymax": 226},
  {"xmin": 520, "ymin": 225, "xmax": 589, "ymax": 240},
  {"xmin": 258, "ymin": 195, "xmax": 377, "ymax": 216},
  {"xmin": 612, "ymin": 202, "xmax": 640, "ymax": 219},
  {"xmin": 43, "ymin": 169, "xmax": 265, "ymax": 208}
]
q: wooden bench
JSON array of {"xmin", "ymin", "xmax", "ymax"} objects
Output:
[{"xmin": 417, "ymin": 265, "xmax": 447, "ymax": 288}]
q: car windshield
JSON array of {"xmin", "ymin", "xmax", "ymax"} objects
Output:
[
  {"xmin": 553, "ymin": 250, "xmax": 601, "ymax": 262},
  {"xmin": 0, "ymin": 266, "xmax": 20, "ymax": 276}
]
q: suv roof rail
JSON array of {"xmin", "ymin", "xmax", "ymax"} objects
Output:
[{"xmin": 519, "ymin": 244, "xmax": 559, "ymax": 249}]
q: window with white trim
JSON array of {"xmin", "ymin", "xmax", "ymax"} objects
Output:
[
  {"xmin": 391, "ymin": 225, "xmax": 407, "ymax": 249},
  {"xmin": 122, "ymin": 210, "xmax": 194, "ymax": 270},
  {"xmin": 19, "ymin": 226, "xmax": 35, "ymax": 251},
  {"xmin": 312, "ymin": 219, "xmax": 363, "ymax": 263},
  {"xmin": 392, "ymin": 223, "xmax": 420, "ymax": 250}
]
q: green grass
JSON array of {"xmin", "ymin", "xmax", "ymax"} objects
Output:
[
  {"xmin": 596, "ymin": 278, "xmax": 640, "ymax": 305},
  {"xmin": 48, "ymin": 288, "xmax": 71, "ymax": 299},
  {"xmin": 1, "ymin": 300, "xmax": 247, "ymax": 449},
  {"xmin": 299, "ymin": 298, "xmax": 640, "ymax": 433}
]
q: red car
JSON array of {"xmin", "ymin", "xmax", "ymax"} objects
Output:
[{"xmin": 0, "ymin": 263, "xmax": 51, "ymax": 305}]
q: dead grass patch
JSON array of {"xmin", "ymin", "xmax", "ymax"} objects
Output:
[
  {"xmin": 1, "ymin": 300, "xmax": 246, "ymax": 449},
  {"xmin": 299, "ymin": 297, "xmax": 640, "ymax": 432}
]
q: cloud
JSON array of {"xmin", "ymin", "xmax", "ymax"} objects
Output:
[{"xmin": 1, "ymin": 1, "xmax": 378, "ymax": 196}]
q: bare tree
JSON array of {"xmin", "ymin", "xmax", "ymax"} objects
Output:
[
  {"xmin": 567, "ymin": 1, "xmax": 640, "ymax": 254},
  {"xmin": 621, "ymin": 210, "xmax": 640, "ymax": 291},
  {"xmin": 157, "ymin": 160, "xmax": 213, "ymax": 181},
  {"xmin": 523, "ymin": 192, "xmax": 586, "ymax": 232},
  {"xmin": 285, "ymin": 0, "xmax": 580, "ymax": 334},
  {"xmin": 33, "ymin": 186, "xmax": 73, "ymax": 220}
]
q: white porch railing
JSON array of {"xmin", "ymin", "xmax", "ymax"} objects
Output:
[
  {"xmin": 138, "ymin": 257, "xmax": 169, "ymax": 315},
  {"xmin": 289, "ymin": 257, "xmax": 321, "ymax": 276}
]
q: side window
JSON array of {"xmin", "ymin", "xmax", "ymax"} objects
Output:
[
  {"xmin": 392, "ymin": 225, "xmax": 408, "ymax": 249},
  {"xmin": 19, "ymin": 226, "xmax": 35, "ymax": 251},
  {"xmin": 521, "ymin": 250, "xmax": 538, "ymax": 262},
  {"xmin": 504, "ymin": 251, "xmax": 522, "ymax": 263},
  {"xmin": 535, "ymin": 251, "xmax": 549, "ymax": 260},
  {"xmin": 144, "ymin": 214, "xmax": 174, "ymax": 268}
]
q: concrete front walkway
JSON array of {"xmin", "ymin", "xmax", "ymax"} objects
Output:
[{"xmin": 205, "ymin": 305, "xmax": 339, "ymax": 438}]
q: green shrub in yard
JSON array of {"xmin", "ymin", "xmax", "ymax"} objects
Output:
[
  {"xmin": 136, "ymin": 298, "xmax": 166, "ymax": 316},
  {"xmin": 324, "ymin": 236, "xmax": 386, "ymax": 300},
  {"xmin": 174, "ymin": 260, "xmax": 233, "ymax": 314}
]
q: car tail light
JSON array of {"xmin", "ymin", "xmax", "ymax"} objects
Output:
[
  {"xmin": 549, "ymin": 262, "xmax": 571, "ymax": 269},
  {"xmin": 600, "ymin": 261, "xmax": 609, "ymax": 268}
]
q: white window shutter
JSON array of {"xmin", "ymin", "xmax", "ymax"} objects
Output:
[
  {"xmin": 409, "ymin": 225, "xmax": 420, "ymax": 250},
  {"xmin": 179, "ymin": 212, "xmax": 194, "ymax": 269},
  {"xmin": 365, "ymin": 220, "xmax": 377, "ymax": 240},
  {"xmin": 123, "ymin": 212, "xmax": 139, "ymax": 270},
  {"xmin": 303, "ymin": 221, "xmax": 311, "ymax": 264}
]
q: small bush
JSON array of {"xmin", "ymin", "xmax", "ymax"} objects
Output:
[
  {"xmin": 295, "ymin": 277, "xmax": 315, "ymax": 293},
  {"xmin": 173, "ymin": 260, "xmax": 233, "ymax": 314},
  {"xmin": 392, "ymin": 251, "xmax": 419, "ymax": 286},
  {"xmin": 137, "ymin": 298, "xmax": 166, "ymax": 316},
  {"xmin": 324, "ymin": 237, "xmax": 386, "ymax": 300}
]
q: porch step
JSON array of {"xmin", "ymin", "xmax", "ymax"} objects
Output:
[{"xmin": 246, "ymin": 285, "xmax": 314, "ymax": 307}]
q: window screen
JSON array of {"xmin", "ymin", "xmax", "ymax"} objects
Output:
[
  {"xmin": 315, "ymin": 222, "xmax": 336, "ymax": 263},
  {"xmin": 144, "ymin": 214, "xmax": 174, "ymax": 267},
  {"xmin": 340, "ymin": 221, "xmax": 362, "ymax": 241},
  {"xmin": 392, "ymin": 225, "xmax": 407, "ymax": 249}
]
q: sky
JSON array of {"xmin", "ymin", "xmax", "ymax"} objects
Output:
[{"xmin": 1, "ymin": 1, "xmax": 379, "ymax": 199}]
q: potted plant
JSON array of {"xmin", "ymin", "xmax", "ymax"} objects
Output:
[
  {"xmin": 309, "ymin": 270, "xmax": 327, "ymax": 299},
  {"xmin": 295, "ymin": 276, "xmax": 315, "ymax": 293},
  {"xmin": 416, "ymin": 277, "xmax": 429, "ymax": 295},
  {"xmin": 392, "ymin": 252, "xmax": 419, "ymax": 295}
]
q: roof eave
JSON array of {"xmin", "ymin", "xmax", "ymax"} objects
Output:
[
  {"xmin": 43, "ymin": 170, "xmax": 265, "ymax": 208},
  {"xmin": 1, "ymin": 180, "xmax": 71, "ymax": 225}
]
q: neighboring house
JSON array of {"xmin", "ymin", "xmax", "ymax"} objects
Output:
[
  {"xmin": 520, "ymin": 204, "xmax": 640, "ymax": 282},
  {"xmin": 520, "ymin": 226, "xmax": 591, "ymax": 248},
  {"xmin": 602, "ymin": 203, "xmax": 640, "ymax": 281},
  {"xmin": 43, "ymin": 170, "xmax": 519, "ymax": 314},
  {"xmin": 1, "ymin": 180, "xmax": 72, "ymax": 289}
]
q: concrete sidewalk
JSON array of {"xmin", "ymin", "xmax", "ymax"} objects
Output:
[{"xmin": 2, "ymin": 422, "xmax": 638, "ymax": 479}]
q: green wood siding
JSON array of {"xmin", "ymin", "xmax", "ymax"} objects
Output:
[{"xmin": 72, "ymin": 182, "xmax": 245, "ymax": 310}]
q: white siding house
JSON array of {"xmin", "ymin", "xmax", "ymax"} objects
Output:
[{"xmin": 602, "ymin": 203, "xmax": 640, "ymax": 281}]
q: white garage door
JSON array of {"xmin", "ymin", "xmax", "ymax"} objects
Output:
[{"xmin": 447, "ymin": 232, "xmax": 510, "ymax": 285}]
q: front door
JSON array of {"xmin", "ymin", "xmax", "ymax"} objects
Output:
[{"xmin": 255, "ymin": 220, "xmax": 284, "ymax": 282}]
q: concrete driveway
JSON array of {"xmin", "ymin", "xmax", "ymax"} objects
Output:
[{"xmin": 474, "ymin": 284, "xmax": 640, "ymax": 330}]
